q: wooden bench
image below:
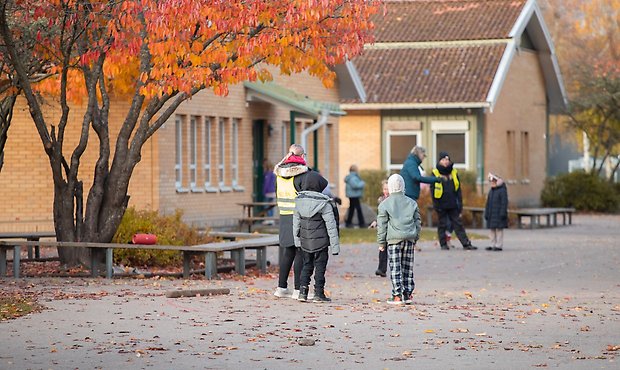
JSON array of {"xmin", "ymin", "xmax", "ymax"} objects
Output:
[
  {"xmin": 512, "ymin": 207, "xmax": 576, "ymax": 229},
  {"xmin": 0, "ymin": 231, "xmax": 56, "ymax": 260},
  {"xmin": 0, "ymin": 234, "xmax": 279, "ymax": 279},
  {"xmin": 425, "ymin": 206, "xmax": 486, "ymax": 228}
]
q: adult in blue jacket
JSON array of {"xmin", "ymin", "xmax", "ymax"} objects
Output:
[{"xmin": 400, "ymin": 146, "xmax": 441, "ymax": 200}]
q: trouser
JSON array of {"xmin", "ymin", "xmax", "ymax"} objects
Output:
[
  {"xmin": 388, "ymin": 241, "xmax": 415, "ymax": 297},
  {"xmin": 377, "ymin": 248, "xmax": 388, "ymax": 274},
  {"xmin": 300, "ymin": 248, "xmax": 329, "ymax": 292},
  {"xmin": 436, "ymin": 208, "xmax": 471, "ymax": 247},
  {"xmin": 278, "ymin": 246, "xmax": 302, "ymax": 290},
  {"xmin": 490, "ymin": 228, "xmax": 504, "ymax": 248},
  {"xmin": 346, "ymin": 197, "xmax": 365, "ymax": 226}
]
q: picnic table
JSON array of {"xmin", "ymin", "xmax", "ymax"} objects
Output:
[
  {"xmin": 0, "ymin": 231, "xmax": 56, "ymax": 260},
  {"xmin": 237, "ymin": 202, "xmax": 278, "ymax": 232}
]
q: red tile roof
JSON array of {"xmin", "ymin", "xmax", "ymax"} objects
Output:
[
  {"xmin": 345, "ymin": 44, "xmax": 506, "ymax": 104},
  {"xmin": 373, "ymin": 0, "xmax": 526, "ymax": 42}
]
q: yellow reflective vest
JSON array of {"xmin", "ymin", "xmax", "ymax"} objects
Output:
[
  {"xmin": 431, "ymin": 168, "xmax": 460, "ymax": 199},
  {"xmin": 276, "ymin": 176, "xmax": 297, "ymax": 215}
]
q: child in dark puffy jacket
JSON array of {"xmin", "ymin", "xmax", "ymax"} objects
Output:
[{"xmin": 293, "ymin": 171, "xmax": 340, "ymax": 303}]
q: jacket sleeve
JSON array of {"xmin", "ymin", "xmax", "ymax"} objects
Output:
[
  {"xmin": 293, "ymin": 209, "xmax": 301, "ymax": 248},
  {"xmin": 413, "ymin": 202, "xmax": 422, "ymax": 243},
  {"xmin": 321, "ymin": 203, "xmax": 340, "ymax": 254},
  {"xmin": 377, "ymin": 204, "xmax": 388, "ymax": 245},
  {"xmin": 456, "ymin": 174, "xmax": 463, "ymax": 212},
  {"xmin": 413, "ymin": 166, "xmax": 440, "ymax": 184},
  {"xmin": 350, "ymin": 174, "xmax": 365, "ymax": 190},
  {"xmin": 484, "ymin": 192, "xmax": 491, "ymax": 221},
  {"xmin": 500, "ymin": 187, "xmax": 508, "ymax": 219}
]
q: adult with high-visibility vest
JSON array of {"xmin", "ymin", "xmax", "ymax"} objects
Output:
[
  {"xmin": 430, "ymin": 152, "xmax": 478, "ymax": 251},
  {"xmin": 273, "ymin": 144, "xmax": 321, "ymax": 299}
]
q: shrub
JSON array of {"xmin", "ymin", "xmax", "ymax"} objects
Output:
[
  {"xmin": 112, "ymin": 208, "xmax": 215, "ymax": 267},
  {"xmin": 359, "ymin": 169, "xmax": 389, "ymax": 210},
  {"xmin": 541, "ymin": 171, "xmax": 620, "ymax": 212}
]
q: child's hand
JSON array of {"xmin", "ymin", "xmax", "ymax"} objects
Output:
[
  {"xmin": 368, "ymin": 220, "xmax": 377, "ymax": 229},
  {"xmin": 378, "ymin": 244, "xmax": 386, "ymax": 252}
]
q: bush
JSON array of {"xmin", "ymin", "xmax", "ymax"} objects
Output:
[
  {"xmin": 360, "ymin": 169, "xmax": 389, "ymax": 210},
  {"xmin": 541, "ymin": 171, "xmax": 620, "ymax": 212},
  {"xmin": 112, "ymin": 208, "xmax": 216, "ymax": 267}
]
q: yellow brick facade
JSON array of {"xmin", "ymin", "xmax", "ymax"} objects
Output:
[{"xmin": 0, "ymin": 71, "xmax": 340, "ymax": 232}]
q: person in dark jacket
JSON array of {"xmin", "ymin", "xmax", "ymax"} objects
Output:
[
  {"xmin": 485, "ymin": 173, "xmax": 508, "ymax": 251},
  {"xmin": 400, "ymin": 145, "xmax": 441, "ymax": 201},
  {"xmin": 430, "ymin": 152, "xmax": 477, "ymax": 251},
  {"xmin": 273, "ymin": 144, "xmax": 313, "ymax": 299},
  {"xmin": 293, "ymin": 171, "xmax": 340, "ymax": 303}
]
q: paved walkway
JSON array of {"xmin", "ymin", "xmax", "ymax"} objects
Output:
[{"xmin": 1, "ymin": 214, "xmax": 619, "ymax": 369}]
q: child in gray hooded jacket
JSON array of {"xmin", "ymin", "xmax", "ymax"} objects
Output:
[
  {"xmin": 377, "ymin": 174, "xmax": 421, "ymax": 305},
  {"xmin": 293, "ymin": 171, "xmax": 340, "ymax": 303}
]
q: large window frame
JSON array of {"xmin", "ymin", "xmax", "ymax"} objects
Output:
[
  {"xmin": 431, "ymin": 120, "xmax": 470, "ymax": 169},
  {"xmin": 218, "ymin": 117, "xmax": 231, "ymax": 192},
  {"xmin": 174, "ymin": 115, "xmax": 189, "ymax": 193},
  {"xmin": 189, "ymin": 116, "xmax": 201, "ymax": 192},
  {"xmin": 231, "ymin": 118, "xmax": 244, "ymax": 191},
  {"xmin": 385, "ymin": 130, "xmax": 421, "ymax": 172},
  {"xmin": 203, "ymin": 117, "xmax": 218, "ymax": 192}
]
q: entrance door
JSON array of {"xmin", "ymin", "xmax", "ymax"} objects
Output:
[{"xmin": 252, "ymin": 120, "xmax": 265, "ymax": 203}]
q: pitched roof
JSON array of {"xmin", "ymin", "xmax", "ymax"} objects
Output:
[
  {"xmin": 340, "ymin": 0, "xmax": 567, "ymax": 113},
  {"xmin": 373, "ymin": 0, "xmax": 526, "ymax": 42}
]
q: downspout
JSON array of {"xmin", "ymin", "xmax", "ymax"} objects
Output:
[{"xmin": 301, "ymin": 110, "xmax": 329, "ymax": 163}]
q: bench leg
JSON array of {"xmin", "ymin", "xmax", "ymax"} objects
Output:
[
  {"xmin": 205, "ymin": 252, "xmax": 217, "ymax": 279},
  {"xmin": 568, "ymin": 213, "xmax": 572, "ymax": 225},
  {"xmin": 256, "ymin": 247, "xmax": 267, "ymax": 273},
  {"xmin": 13, "ymin": 245, "xmax": 20, "ymax": 278},
  {"xmin": 27, "ymin": 246, "xmax": 33, "ymax": 260},
  {"xmin": 427, "ymin": 211, "xmax": 433, "ymax": 227},
  {"xmin": 106, "ymin": 248, "xmax": 113, "ymax": 279},
  {"xmin": 232, "ymin": 249, "xmax": 245, "ymax": 276},
  {"xmin": 530, "ymin": 215, "xmax": 535, "ymax": 229},
  {"xmin": 0, "ymin": 247, "xmax": 6, "ymax": 277},
  {"xmin": 183, "ymin": 252, "xmax": 191, "ymax": 279},
  {"xmin": 90, "ymin": 248, "xmax": 99, "ymax": 278}
]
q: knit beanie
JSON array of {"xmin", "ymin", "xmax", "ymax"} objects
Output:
[{"xmin": 387, "ymin": 174, "xmax": 405, "ymax": 194}]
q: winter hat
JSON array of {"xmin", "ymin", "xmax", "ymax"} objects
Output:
[
  {"xmin": 438, "ymin": 151, "xmax": 450, "ymax": 161},
  {"xmin": 299, "ymin": 171, "xmax": 328, "ymax": 192},
  {"xmin": 387, "ymin": 173, "xmax": 405, "ymax": 194},
  {"xmin": 488, "ymin": 172, "xmax": 500, "ymax": 182}
]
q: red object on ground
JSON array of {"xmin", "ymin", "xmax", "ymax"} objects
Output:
[{"xmin": 132, "ymin": 233, "xmax": 157, "ymax": 245}]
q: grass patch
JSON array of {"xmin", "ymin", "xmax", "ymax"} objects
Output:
[
  {"xmin": 340, "ymin": 227, "xmax": 487, "ymax": 244},
  {"xmin": 0, "ymin": 295, "xmax": 39, "ymax": 320}
]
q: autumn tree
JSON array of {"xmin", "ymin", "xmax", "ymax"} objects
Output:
[
  {"xmin": 541, "ymin": 0, "xmax": 619, "ymax": 180},
  {"xmin": 0, "ymin": 0, "xmax": 379, "ymax": 266}
]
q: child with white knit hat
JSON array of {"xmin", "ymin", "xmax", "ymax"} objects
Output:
[{"xmin": 376, "ymin": 174, "xmax": 422, "ymax": 305}]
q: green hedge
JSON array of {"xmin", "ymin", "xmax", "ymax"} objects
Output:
[
  {"xmin": 359, "ymin": 169, "xmax": 389, "ymax": 210},
  {"xmin": 541, "ymin": 171, "xmax": 620, "ymax": 212},
  {"xmin": 112, "ymin": 208, "xmax": 215, "ymax": 267}
]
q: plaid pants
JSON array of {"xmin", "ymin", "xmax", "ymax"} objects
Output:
[{"xmin": 388, "ymin": 240, "xmax": 415, "ymax": 297}]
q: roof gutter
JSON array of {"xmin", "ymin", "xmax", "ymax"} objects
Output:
[
  {"xmin": 301, "ymin": 110, "xmax": 329, "ymax": 153},
  {"xmin": 340, "ymin": 102, "xmax": 490, "ymax": 110},
  {"xmin": 486, "ymin": 40, "xmax": 516, "ymax": 112}
]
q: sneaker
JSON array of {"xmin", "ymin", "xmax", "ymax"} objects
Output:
[
  {"xmin": 440, "ymin": 245, "xmax": 450, "ymax": 250},
  {"xmin": 386, "ymin": 295, "xmax": 404, "ymax": 305},
  {"xmin": 274, "ymin": 287, "xmax": 293, "ymax": 298},
  {"xmin": 291, "ymin": 289, "xmax": 300, "ymax": 300},
  {"xmin": 375, "ymin": 269, "xmax": 387, "ymax": 277},
  {"xmin": 485, "ymin": 246, "xmax": 494, "ymax": 251},
  {"xmin": 307, "ymin": 290, "xmax": 315, "ymax": 300},
  {"xmin": 403, "ymin": 294, "xmax": 413, "ymax": 305},
  {"xmin": 492, "ymin": 247, "xmax": 503, "ymax": 251},
  {"xmin": 463, "ymin": 244, "xmax": 478, "ymax": 250},
  {"xmin": 312, "ymin": 291, "xmax": 331, "ymax": 303}
]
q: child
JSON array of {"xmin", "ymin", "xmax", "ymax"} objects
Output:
[
  {"xmin": 485, "ymin": 173, "xmax": 508, "ymax": 251},
  {"xmin": 293, "ymin": 171, "xmax": 340, "ymax": 303},
  {"xmin": 377, "ymin": 174, "xmax": 421, "ymax": 305},
  {"xmin": 368, "ymin": 179, "xmax": 389, "ymax": 277}
]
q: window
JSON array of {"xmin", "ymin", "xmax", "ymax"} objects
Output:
[
  {"xmin": 507, "ymin": 130, "xmax": 516, "ymax": 179},
  {"xmin": 386, "ymin": 130, "xmax": 420, "ymax": 171},
  {"xmin": 174, "ymin": 115, "xmax": 188, "ymax": 192},
  {"xmin": 521, "ymin": 131, "xmax": 529, "ymax": 180},
  {"xmin": 203, "ymin": 117, "xmax": 217, "ymax": 192},
  {"xmin": 218, "ymin": 117, "xmax": 231, "ymax": 191},
  {"xmin": 189, "ymin": 116, "xmax": 200, "ymax": 192},
  {"xmin": 431, "ymin": 121, "xmax": 469, "ymax": 169},
  {"xmin": 232, "ymin": 118, "xmax": 244, "ymax": 191}
]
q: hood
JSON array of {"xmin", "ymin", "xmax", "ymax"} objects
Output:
[
  {"xmin": 296, "ymin": 191, "xmax": 331, "ymax": 218},
  {"xmin": 298, "ymin": 171, "xmax": 328, "ymax": 192},
  {"xmin": 274, "ymin": 162, "xmax": 309, "ymax": 178}
]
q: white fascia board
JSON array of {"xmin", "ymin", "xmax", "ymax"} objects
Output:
[
  {"xmin": 341, "ymin": 102, "xmax": 489, "ymax": 110},
  {"xmin": 346, "ymin": 60, "xmax": 367, "ymax": 103},
  {"xmin": 486, "ymin": 41, "xmax": 516, "ymax": 113},
  {"xmin": 509, "ymin": 0, "xmax": 535, "ymax": 39}
]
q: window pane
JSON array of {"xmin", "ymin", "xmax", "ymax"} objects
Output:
[
  {"xmin": 436, "ymin": 133, "xmax": 465, "ymax": 163},
  {"xmin": 390, "ymin": 135, "xmax": 417, "ymax": 165}
]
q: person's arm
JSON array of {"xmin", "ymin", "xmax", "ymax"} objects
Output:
[
  {"xmin": 322, "ymin": 204, "xmax": 340, "ymax": 255},
  {"xmin": 411, "ymin": 165, "xmax": 440, "ymax": 184},
  {"xmin": 413, "ymin": 202, "xmax": 421, "ymax": 243},
  {"xmin": 376, "ymin": 204, "xmax": 388, "ymax": 249},
  {"xmin": 501, "ymin": 187, "xmax": 508, "ymax": 220},
  {"xmin": 456, "ymin": 174, "xmax": 463, "ymax": 213},
  {"xmin": 350, "ymin": 174, "xmax": 365, "ymax": 190}
]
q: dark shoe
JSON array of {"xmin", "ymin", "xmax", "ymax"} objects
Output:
[
  {"xmin": 312, "ymin": 290, "xmax": 331, "ymax": 303},
  {"xmin": 492, "ymin": 247, "xmax": 503, "ymax": 251},
  {"xmin": 403, "ymin": 293, "xmax": 413, "ymax": 305},
  {"xmin": 463, "ymin": 244, "xmax": 478, "ymax": 250},
  {"xmin": 298, "ymin": 286, "xmax": 309, "ymax": 302},
  {"xmin": 375, "ymin": 269, "xmax": 386, "ymax": 277},
  {"xmin": 485, "ymin": 246, "xmax": 494, "ymax": 251},
  {"xmin": 440, "ymin": 245, "xmax": 450, "ymax": 250}
]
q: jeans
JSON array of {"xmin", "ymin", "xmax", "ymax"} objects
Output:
[
  {"xmin": 346, "ymin": 197, "xmax": 365, "ymax": 226},
  {"xmin": 300, "ymin": 247, "xmax": 329, "ymax": 292}
]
